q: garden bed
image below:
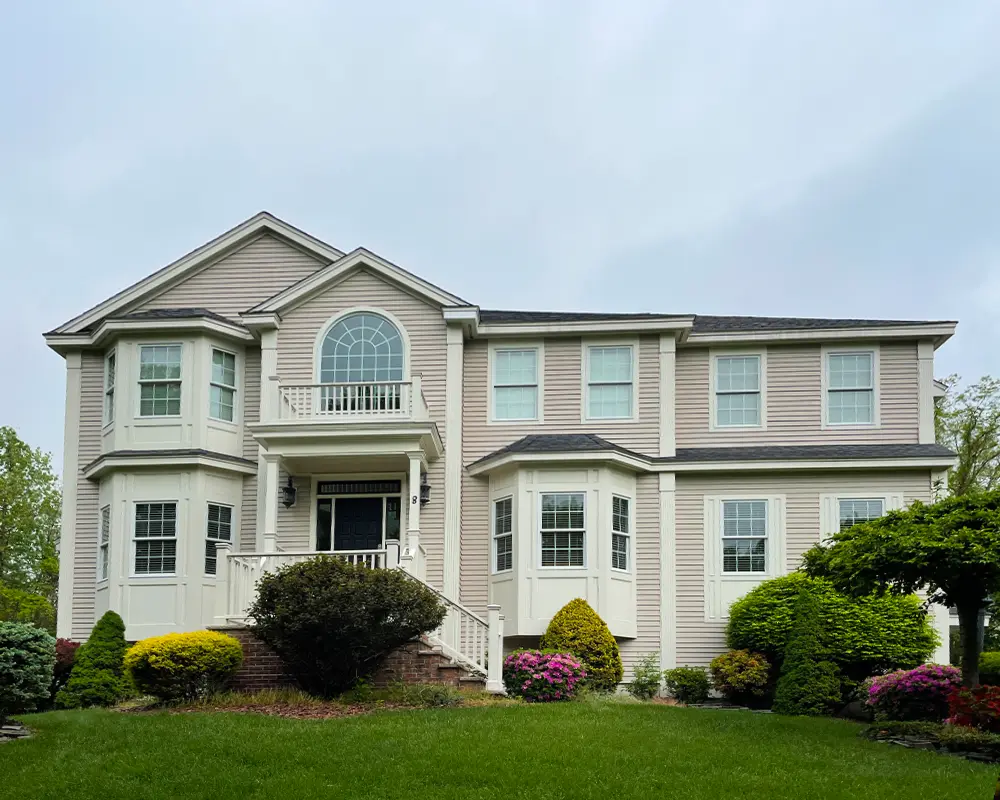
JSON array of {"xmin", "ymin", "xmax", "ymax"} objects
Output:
[{"xmin": 863, "ymin": 720, "xmax": 1000, "ymax": 763}]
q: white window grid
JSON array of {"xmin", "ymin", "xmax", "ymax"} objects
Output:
[
  {"xmin": 205, "ymin": 503, "xmax": 233, "ymax": 575},
  {"xmin": 209, "ymin": 349, "xmax": 237, "ymax": 422},
  {"xmin": 98, "ymin": 505, "xmax": 110, "ymax": 581},
  {"xmin": 540, "ymin": 492, "xmax": 585, "ymax": 568},
  {"xmin": 611, "ymin": 495, "xmax": 630, "ymax": 572},
  {"xmin": 493, "ymin": 348, "xmax": 539, "ymax": 421},
  {"xmin": 133, "ymin": 502, "xmax": 177, "ymax": 575},
  {"xmin": 715, "ymin": 355, "xmax": 761, "ymax": 427},
  {"xmin": 320, "ymin": 312, "xmax": 404, "ymax": 384},
  {"xmin": 138, "ymin": 345, "xmax": 182, "ymax": 417},
  {"xmin": 827, "ymin": 351, "xmax": 874, "ymax": 425},
  {"xmin": 587, "ymin": 345, "xmax": 634, "ymax": 419},
  {"xmin": 838, "ymin": 498, "xmax": 885, "ymax": 532},
  {"xmin": 721, "ymin": 500, "xmax": 767, "ymax": 574},
  {"xmin": 493, "ymin": 497, "xmax": 513, "ymax": 573},
  {"xmin": 104, "ymin": 351, "xmax": 116, "ymax": 425}
]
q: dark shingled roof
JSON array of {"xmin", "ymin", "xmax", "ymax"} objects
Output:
[
  {"xmin": 467, "ymin": 435, "xmax": 955, "ymax": 469},
  {"xmin": 478, "ymin": 310, "xmax": 953, "ymax": 332},
  {"xmin": 102, "ymin": 307, "xmax": 240, "ymax": 326},
  {"xmin": 82, "ymin": 448, "xmax": 257, "ymax": 474}
]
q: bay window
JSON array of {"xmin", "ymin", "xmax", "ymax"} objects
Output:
[
  {"xmin": 540, "ymin": 492, "xmax": 585, "ymax": 567},
  {"xmin": 138, "ymin": 345, "xmax": 182, "ymax": 417},
  {"xmin": 209, "ymin": 349, "xmax": 237, "ymax": 422},
  {"xmin": 133, "ymin": 502, "xmax": 177, "ymax": 575},
  {"xmin": 493, "ymin": 497, "xmax": 513, "ymax": 573}
]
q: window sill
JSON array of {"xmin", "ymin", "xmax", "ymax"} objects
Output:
[
  {"xmin": 821, "ymin": 422, "xmax": 881, "ymax": 430},
  {"xmin": 610, "ymin": 568, "xmax": 632, "ymax": 576},
  {"xmin": 488, "ymin": 417, "xmax": 544, "ymax": 426},
  {"xmin": 720, "ymin": 573, "xmax": 768, "ymax": 580},
  {"xmin": 582, "ymin": 415, "xmax": 639, "ymax": 425},
  {"xmin": 133, "ymin": 415, "xmax": 183, "ymax": 422},
  {"xmin": 207, "ymin": 416, "xmax": 238, "ymax": 427}
]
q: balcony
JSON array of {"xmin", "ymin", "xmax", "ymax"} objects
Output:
[{"xmin": 276, "ymin": 378, "xmax": 429, "ymax": 422}]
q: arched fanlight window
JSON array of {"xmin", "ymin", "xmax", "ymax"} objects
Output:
[{"xmin": 319, "ymin": 312, "xmax": 404, "ymax": 384}]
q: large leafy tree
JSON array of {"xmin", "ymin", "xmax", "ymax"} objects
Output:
[
  {"xmin": 803, "ymin": 491, "xmax": 1000, "ymax": 687},
  {"xmin": 0, "ymin": 427, "xmax": 60, "ymax": 601},
  {"xmin": 936, "ymin": 375, "xmax": 1000, "ymax": 496}
]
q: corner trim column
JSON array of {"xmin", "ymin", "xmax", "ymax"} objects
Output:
[
  {"xmin": 659, "ymin": 471, "xmax": 677, "ymax": 672},
  {"xmin": 443, "ymin": 324, "xmax": 464, "ymax": 600},
  {"xmin": 659, "ymin": 334, "xmax": 676, "ymax": 458},
  {"xmin": 57, "ymin": 352, "xmax": 83, "ymax": 639},
  {"xmin": 917, "ymin": 340, "xmax": 935, "ymax": 444}
]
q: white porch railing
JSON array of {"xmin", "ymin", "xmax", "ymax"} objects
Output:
[{"xmin": 275, "ymin": 376, "xmax": 429, "ymax": 422}]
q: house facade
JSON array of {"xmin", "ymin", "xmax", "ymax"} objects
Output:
[{"xmin": 45, "ymin": 212, "xmax": 957, "ymax": 682}]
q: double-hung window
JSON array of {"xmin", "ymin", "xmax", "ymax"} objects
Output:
[
  {"xmin": 209, "ymin": 349, "xmax": 237, "ymax": 422},
  {"xmin": 540, "ymin": 493, "xmax": 585, "ymax": 567},
  {"xmin": 587, "ymin": 345, "xmax": 634, "ymax": 419},
  {"xmin": 493, "ymin": 497, "xmax": 513, "ymax": 573},
  {"xmin": 205, "ymin": 503, "xmax": 233, "ymax": 575},
  {"xmin": 133, "ymin": 502, "xmax": 177, "ymax": 575},
  {"xmin": 838, "ymin": 498, "xmax": 884, "ymax": 531},
  {"xmin": 611, "ymin": 495, "xmax": 630, "ymax": 571},
  {"xmin": 715, "ymin": 355, "xmax": 761, "ymax": 427},
  {"xmin": 104, "ymin": 351, "xmax": 116, "ymax": 425},
  {"xmin": 826, "ymin": 351, "xmax": 875, "ymax": 425},
  {"xmin": 493, "ymin": 348, "xmax": 539, "ymax": 421},
  {"xmin": 721, "ymin": 500, "xmax": 767, "ymax": 574},
  {"xmin": 98, "ymin": 505, "xmax": 110, "ymax": 581},
  {"xmin": 138, "ymin": 345, "xmax": 181, "ymax": 417}
]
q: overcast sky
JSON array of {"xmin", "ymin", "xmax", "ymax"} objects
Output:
[{"xmin": 3, "ymin": 1, "xmax": 1000, "ymax": 471}]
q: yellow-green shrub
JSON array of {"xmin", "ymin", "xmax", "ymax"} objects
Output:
[
  {"xmin": 539, "ymin": 598, "xmax": 623, "ymax": 692},
  {"xmin": 125, "ymin": 631, "xmax": 243, "ymax": 701}
]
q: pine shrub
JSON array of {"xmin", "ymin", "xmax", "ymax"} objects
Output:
[
  {"xmin": 663, "ymin": 666, "xmax": 710, "ymax": 703},
  {"xmin": 539, "ymin": 598, "xmax": 623, "ymax": 692},
  {"xmin": 248, "ymin": 556, "xmax": 446, "ymax": 697},
  {"xmin": 125, "ymin": 631, "xmax": 243, "ymax": 702},
  {"xmin": 56, "ymin": 610, "xmax": 128, "ymax": 709},
  {"xmin": 0, "ymin": 622, "xmax": 56, "ymax": 722},
  {"xmin": 709, "ymin": 650, "xmax": 771, "ymax": 705},
  {"xmin": 772, "ymin": 591, "xmax": 843, "ymax": 716}
]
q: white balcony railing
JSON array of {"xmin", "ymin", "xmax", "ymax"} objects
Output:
[{"xmin": 274, "ymin": 376, "xmax": 429, "ymax": 422}]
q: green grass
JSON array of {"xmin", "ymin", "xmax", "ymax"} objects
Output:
[{"xmin": 3, "ymin": 704, "xmax": 996, "ymax": 799}]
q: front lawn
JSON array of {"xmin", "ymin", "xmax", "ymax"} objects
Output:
[{"xmin": 2, "ymin": 703, "xmax": 995, "ymax": 799}]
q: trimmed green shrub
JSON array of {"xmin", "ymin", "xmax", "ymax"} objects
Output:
[
  {"xmin": 663, "ymin": 666, "xmax": 710, "ymax": 703},
  {"xmin": 772, "ymin": 591, "xmax": 843, "ymax": 716},
  {"xmin": 0, "ymin": 622, "xmax": 56, "ymax": 722},
  {"xmin": 727, "ymin": 572, "xmax": 936, "ymax": 682},
  {"xmin": 56, "ymin": 610, "xmax": 128, "ymax": 709},
  {"xmin": 709, "ymin": 650, "xmax": 771, "ymax": 705},
  {"xmin": 0, "ymin": 586, "xmax": 56, "ymax": 634},
  {"xmin": 125, "ymin": 631, "xmax": 243, "ymax": 702},
  {"xmin": 980, "ymin": 651, "xmax": 1000, "ymax": 686},
  {"xmin": 248, "ymin": 556, "xmax": 446, "ymax": 697},
  {"xmin": 503, "ymin": 650, "xmax": 586, "ymax": 702},
  {"xmin": 626, "ymin": 653, "xmax": 661, "ymax": 700},
  {"xmin": 539, "ymin": 598, "xmax": 623, "ymax": 692},
  {"xmin": 866, "ymin": 664, "xmax": 962, "ymax": 722}
]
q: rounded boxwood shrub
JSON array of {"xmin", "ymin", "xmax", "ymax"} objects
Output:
[
  {"xmin": 56, "ymin": 610, "xmax": 128, "ymax": 709},
  {"xmin": 125, "ymin": 631, "xmax": 244, "ymax": 702},
  {"xmin": 980, "ymin": 651, "xmax": 1000, "ymax": 686},
  {"xmin": 727, "ymin": 572, "xmax": 936, "ymax": 681},
  {"xmin": 709, "ymin": 650, "xmax": 771, "ymax": 704},
  {"xmin": 663, "ymin": 666, "xmax": 710, "ymax": 704},
  {"xmin": 0, "ymin": 586, "xmax": 56, "ymax": 634},
  {"xmin": 248, "ymin": 556, "xmax": 446, "ymax": 697},
  {"xmin": 866, "ymin": 664, "xmax": 962, "ymax": 722},
  {"xmin": 503, "ymin": 650, "xmax": 586, "ymax": 702},
  {"xmin": 773, "ymin": 591, "xmax": 843, "ymax": 716},
  {"xmin": 539, "ymin": 598, "xmax": 623, "ymax": 692},
  {"xmin": 0, "ymin": 622, "xmax": 56, "ymax": 722}
]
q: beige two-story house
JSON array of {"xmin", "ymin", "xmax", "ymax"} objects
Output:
[{"xmin": 44, "ymin": 212, "xmax": 957, "ymax": 687}]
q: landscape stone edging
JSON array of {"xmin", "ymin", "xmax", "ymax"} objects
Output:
[
  {"xmin": 0, "ymin": 723, "xmax": 31, "ymax": 742},
  {"xmin": 869, "ymin": 731, "xmax": 1000, "ymax": 764}
]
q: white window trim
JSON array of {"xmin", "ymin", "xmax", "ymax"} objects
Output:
[
  {"xmin": 312, "ymin": 306, "xmax": 412, "ymax": 384},
  {"xmin": 136, "ymin": 343, "xmax": 183, "ymax": 419},
  {"xmin": 611, "ymin": 494, "xmax": 631, "ymax": 573},
  {"xmin": 488, "ymin": 340, "xmax": 544, "ymax": 424},
  {"xmin": 131, "ymin": 500, "xmax": 179, "ymax": 578},
  {"xmin": 821, "ymin": 344, "xmax": 881, "ymax": 429},
  {"xmin": 581, "ymin": 338, "xmax": 639, "ymax": 423},
  {"xmin": 492, "ymin": 495, "xmax": 514, "ymax": 574},
  {"xmin": 537, "ymin": 491, "xmax": 587, "ymax": 569},
  {"xmin": 708, "ymin": 348, "xmax": 767, "ymax": 431},
  {"xmin": 97, "ymin": 505, "xmax": 111, "ymax": 582},
  {"xmin": 819, "ymin": 492, "xmax": 903, "ymax": 544},
  {"xmin": 208, "ymin": 347, "xmax": 238, "ymax": 424},
  {"xmin": 103, "ymin": 350, "xmax": 116, "ymax": 428},
  {"xmin": 720, "ymin": 499, "xmax": 769, "ymax": 576},
  {"xmin": 205, "ymin": 501, "xmax": 234, "ymax": 576}
]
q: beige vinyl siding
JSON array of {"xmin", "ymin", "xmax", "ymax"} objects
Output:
[
  {"xmin": 619, "ymin": 473, "xmax": 661, "ymax": 675},
  {"xmin": 674, "ymin": 470, "xmax": 933, "ymax": 666},
  {"xmin": 138, "ymin": 234, "xmax": 328, "ymax": 319},
  {"xmin": 676, "ymin": 342, "xmax": 920, "ymax": 446},
  {"xmin": 459, "ymin": 335, "xmax": 661, "ymax": 619},
  {"xmin": 72, "ymin": 352, "xmax": 105, "ymax": 639},
  {"xmin": 277, "ymin": 468, "xmax": 312, "ymax": 550},
  {"xmin": 274, "ymin": 267, "xmax": 449, "ymax": 587},
  {"xmin": 239, "ymin": 348, "xmax": 261, "ymax": 549}
]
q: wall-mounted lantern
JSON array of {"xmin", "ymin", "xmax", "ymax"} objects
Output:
[
  {"xmin": 281, "ymin": 477, "xmax": 297, "ymax": 509},
  {"xmin": 420, "ymin": 472, "xmax": 431, "ymax": 506}
]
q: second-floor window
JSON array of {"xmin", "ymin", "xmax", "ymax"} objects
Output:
[
  {"xmin": 138, "ymin": 345, "xmax": 181, "ymax": 417},
  {"xmin": 715, "ymin": 355, "xmax": 761, "ymax": 427},
  {"xmin": 210, "ymin": 349, "xmax": 237, "ymax": 422},
  {"xmin": 493, "ymin": 348, "xmax": 539, "ymax": 421},
  {"xmin": 587, "ymin": 345, "xmax": 634, "ymax": 419},
  {"xmin": 827, "ymin": 351, "xmax": 875, "ymax": 425},
  {"xmin": 104, "ymin": 351, "xmax": 116, "ymax": 425}
]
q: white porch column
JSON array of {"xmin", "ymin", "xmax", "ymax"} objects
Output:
[
  {"xmin": 486, "ymin": 604, "xmax": 505, "ymax": 693},
  {"xmin": 214, "ymin": 541, "xmax": 233, "ymax": 623},
  {"xmin": 406, "ymin": 451, "xmax": 423, "ymax": 578},
  {"xmin": 263, "ymin": 455, "xmax": 280, "ymax": 547},
  {"xmin": 930, "ymin": 603, "xmax": 953, "ymax": 664}
]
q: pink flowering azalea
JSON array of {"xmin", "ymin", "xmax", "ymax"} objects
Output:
[{"xmin": 503, "ymin": 650, "xmax": 586, "ymax": 702}]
